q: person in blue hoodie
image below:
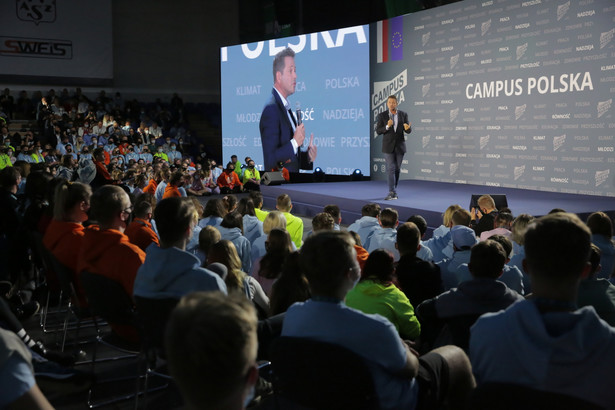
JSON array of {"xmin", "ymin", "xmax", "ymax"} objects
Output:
[
  {"xmin": 364, "ymin": 208, "xmax": 399, "ymax": 259},
  {"xmin": 198, "ymin": 198, "xmax": 227, "ymax": 229},
  {"xmin": 347, "ymin": 203, "xmax": 381, "ymax": 245},
  {"xmin": 436, "ymin": 225, "xmax": 478, "ymax": 291},
  {"xmin": 133, "ymin": 197, "xmax": 227, "ymax": 300},
  {"xmin": 470, "ymin": 213, "xmax": 615, "ymax": 409},
  {"xmin": 238, "ymin": 197, "xmax": 264, "ymax": 244},
  {"xmin": 218, "ymin": 211, "xmax": 252, "ymax": 274}
]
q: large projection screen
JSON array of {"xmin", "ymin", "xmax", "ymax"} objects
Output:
[
  {"xmin": 0, "ymin": 1, "xmax": 113, "ymax": 85},
  {"xmin": 371, "ymin": 0, "xmax": 615, "ymax": 197},
  {"xmin": 220, "ymin": 25, "xmax": 370, "ymax": 175}
]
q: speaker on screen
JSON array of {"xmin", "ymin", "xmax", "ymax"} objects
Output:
[{"xmin": 261, "ymin": 172, "xmax": 285, "ymax": 186}]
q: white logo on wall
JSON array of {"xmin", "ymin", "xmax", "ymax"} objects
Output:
[
  {"xmin": 422, "ymin": 135, "xmax": 431, "ymax": 148},
  {"xmin": 450, "ymin": 162, "xmax": 459, "ymax": 176},
  {"xmin": 515, "ymin": 104, "xmax": 526, "ymax": 120},
  {"xmin": 16, "ymin": 0, "xmax": 56, "ymax": 25},
  {"xmin": 557, "ymin": 1, "xmax": 570, "ymax": 21},
  {"xmin": 481, "ymin": 19, "xmax": 491, "ymax": 36},
  {"xmin": 480, "ymin": 135, "xmax": 490, "ymax": 149},
  {"xmin": 450, "ymin": 54, "xmax": 459, "ymax": 69},
  {"xmin": 596, "ymin": 169, "xmax": 609, "ymax": 187},
  {"xmin": 553, "ymin": 134, "xmax": 566, "ymax": 151},
  {"xmin": 450, "ymin": 108, "xmax": 459, "ymax": 122},
  {"xmin": 422, "ymin": 83, "xmax": 431, "ymax": 97},
  {"xmin": 601, "ymin": 29, "xmax": 614, "ymax": 49},
  {"xmin": 597, "ymin": 99, "xmax": 612, "ymax": 118},
  {"xmin": 422, "ymin": 32, "xmax": 431, "ymax": 47},
  {"xmin": 514, "ymin": 165, "xmax": 525, "ymax": 180},
  {"xmin": 516, "ymin": 43, "xmax": 528, "ymax": 60}
]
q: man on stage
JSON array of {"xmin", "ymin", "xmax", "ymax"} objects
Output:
[
  {"xmin": 376, "ymin": 95, "xmax": 411, "ymax": 200},
  {"xmin": 260, "ymin": 47, "xmax": 317, "ymax": 173}
]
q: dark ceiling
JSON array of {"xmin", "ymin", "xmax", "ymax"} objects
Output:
[{"xmin": 238, "ymin": 0, "xmax": 462, "ymax": 43}]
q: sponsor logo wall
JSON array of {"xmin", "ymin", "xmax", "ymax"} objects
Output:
[
  {"xmin": 371, "ymin": 0, "xmax": 615, "ymax": 197},
  {"xmin": 0, "ymin": 0, "xmax": 113, "ymax": 83},
  {"xmin": 220, "ymin": 25, "xmax": 370, "ymax": 175}
]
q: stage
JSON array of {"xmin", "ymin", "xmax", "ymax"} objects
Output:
[{"xmin": 261, "ymin": 180, "xmax": 615, "ymax": 236}]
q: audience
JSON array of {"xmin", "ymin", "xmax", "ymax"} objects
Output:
[
  {"xmin": 282, "ymin": 231, "xmax": 475, "ymax": 410},
  {"xmin": 470, "ymin": 213, "xmax": 615, "ymax": 409},
  {"xmin": 2, "ymin": 88, "xmax": 614, "ymax": 408},
  {"xmin": 417, "ymin": 240, "xmax": 523, "ymax": 351}
]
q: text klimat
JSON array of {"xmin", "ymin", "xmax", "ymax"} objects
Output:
[{"xmin": 465, "ymin": 72, "xmax": 593, "ymax": 100}]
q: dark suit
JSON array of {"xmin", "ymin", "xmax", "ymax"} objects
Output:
[
  {"xmin": 259, "ymin": 89, "xmax": 312, "ymax": 172},
  {"xmin": 376, "ymin": 110, "xmax": 412, "ymax": 193}
]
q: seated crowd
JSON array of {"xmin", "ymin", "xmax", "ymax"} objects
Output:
[{"xmin": 1, "ymin": 91, "xmax": 615, "ymax": 409}]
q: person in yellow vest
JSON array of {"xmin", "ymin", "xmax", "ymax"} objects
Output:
[
  {"xmin": 0, "ymin": 147, "xmax": 12, "ymax": 170},
  {"xmin": 275, "ymin": 193, "xmax": 303, "ymax": 248}
]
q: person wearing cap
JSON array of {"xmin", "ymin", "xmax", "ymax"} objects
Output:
[{"xmin": 436, "ymin": 225, "xmax": 478, "ymax": 291}]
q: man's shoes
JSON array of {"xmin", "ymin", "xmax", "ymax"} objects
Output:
[
  {"xmin": 32, "ymin": 341, "xmax": 79, "ymax": 367},
  {"xmin": 13, "ymin": 301, "xmax": 40, "ymax": 322},
  {"xmin": 384, "ymin": 192, "xmax": 398, "ymax": 200}
]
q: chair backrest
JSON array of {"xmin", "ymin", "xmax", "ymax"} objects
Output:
[
  {"xmin": 270, "ymin": 336, "xmax": 379, "ymax": 410},
  {"xmin": 80, "ymin": 271, "xmax": 136, "ymax": 326},
  {"xmin": 134, "ymin": 295, "xmax": 179, "ymax": 356},
  {"xmin": 468, "ymin": 382, "xmax": 603, "ymax": 410}
]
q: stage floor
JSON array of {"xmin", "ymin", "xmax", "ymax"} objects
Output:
[{"xmin": 261, "ymin": 180, "xmax": 615, "ymax": 236}]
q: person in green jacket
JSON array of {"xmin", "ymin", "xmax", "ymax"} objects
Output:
[{"xmin": 346, "ymin": 249, "xmax": 421, "ymax": 341}]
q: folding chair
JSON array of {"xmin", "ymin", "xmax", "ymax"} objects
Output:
[{"xmin": 270, "ymin": 336, "xmax": 380, "ymax": 410}]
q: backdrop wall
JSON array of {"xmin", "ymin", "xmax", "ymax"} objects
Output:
[{"xmin": 371, "ymin": 0, "xmax": 615, "ymax": 197}]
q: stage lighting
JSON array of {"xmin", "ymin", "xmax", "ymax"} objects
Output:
[
  {"xmin": 351, "ymin": 169, "xmax": 363, "ymax": 181},
  {"xmin": 313, "ymin": 167, "xmax": 325, "ymax": 182}
]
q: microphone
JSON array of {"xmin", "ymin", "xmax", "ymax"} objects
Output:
[
  {"xmin": 296, "ymin": 102, "xmax": 309, "ymax": 152},
  {"xmin": 295, "ymin": 101, "xmax": 302, "ymax": 125}
]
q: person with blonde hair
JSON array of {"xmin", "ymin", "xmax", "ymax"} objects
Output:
[
  {"xmin": 470, "ymin": 194, "xmax": 498, "ymax": 237},
  {"xmin": 276, "ymin": 193, "xmax": 303, "ymax": 248},
  {"xmin": 207, "ymin": 240, "xmax": 269, "ymax": 317},
  {"xmin": 43, "ymin": 181, "xmax": 92, "ymax": 306},
  {"xmin": 250, "ymin": 210, "xmax": 288, "ymax": 264},
  {"xmin": 433, "ymin": 204, "xmax": 462, "ymax": 238}
]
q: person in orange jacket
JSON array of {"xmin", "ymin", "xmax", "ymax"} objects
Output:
[
  {"xmin": 125, "ymin": 200, "xmax": 159, "ymax": 252},
  {"xmin": 77, "ymin": 185, "xmax": 145, "ymax": 344},
  {"xmin": 163, "ymin": 170, "xmax": 184, "ymax": 199},
  {"xmin": 43, "ymin": 181, "xmax": 93, "ymax": 307},
  {"xmin": 217, "ymin": 162, "xmax": 243, "ymax": 194}
]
